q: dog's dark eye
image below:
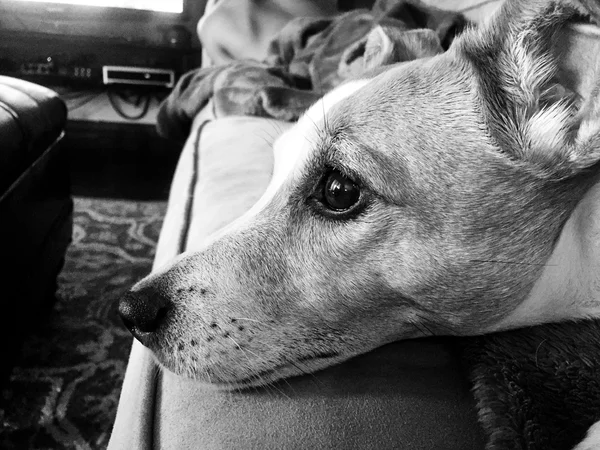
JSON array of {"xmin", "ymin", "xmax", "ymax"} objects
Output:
[{"xmin": 322, "ymin": 170, "xmax": 360, "ymax": 211}]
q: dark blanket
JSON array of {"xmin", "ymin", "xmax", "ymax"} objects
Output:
[
  {"xmin": 156, "ymin": 0, "xmax": 467, "ymax": 141},
  {"xmin": 460, "ymin": 320, "xmax": 600, "ymax": 450}
]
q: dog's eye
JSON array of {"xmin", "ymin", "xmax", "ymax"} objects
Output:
[{"xmin": 322, "ymin": 170, "xmax": 360, "ymax": 211}]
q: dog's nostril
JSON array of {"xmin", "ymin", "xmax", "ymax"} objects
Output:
[
  {"xmin": 118, "ymin": 290, "xmax": 171, "ymax": 335},
  {"xmin": 154, "ymin": 305, "xmax": 169, "ymax": 328}
]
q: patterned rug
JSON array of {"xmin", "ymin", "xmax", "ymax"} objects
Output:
[{"xmin": 0, "ymin": 197, "xmax": 167, "ymax": 450}]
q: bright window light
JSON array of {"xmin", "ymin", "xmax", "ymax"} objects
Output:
[{"xmin": 12, "ymin": 0, "xmax": 183, "ymax": 13}]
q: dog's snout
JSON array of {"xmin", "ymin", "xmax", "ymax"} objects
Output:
[{"xmin": 118, "ymin": 289, "xmax": 170, "ymax": 340}]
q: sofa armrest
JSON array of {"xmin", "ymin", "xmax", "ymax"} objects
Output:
[{"xmin": 0, "ymin": 76, "xmax": 67, "ymax": 193}]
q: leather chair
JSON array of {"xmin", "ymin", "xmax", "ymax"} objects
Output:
[{"xmin": 0, "ymin": 76, "xmax": 73, "ymax": 380}]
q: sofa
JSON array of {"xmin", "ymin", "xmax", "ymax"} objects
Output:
[
  {"xmin": 0, "ymin": 76, "xmax": 73, "ymax": 380},
  {"xmin": 110, "ymin": 1, "xmax": 600, "ymax": 449}
]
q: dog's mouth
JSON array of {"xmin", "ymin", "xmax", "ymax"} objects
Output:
[{"xmin": 206, "ymin": 351, "xmax": 342, "ymax": 390}]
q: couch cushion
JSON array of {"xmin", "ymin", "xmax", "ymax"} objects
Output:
[{"xmin": 0, "ymin": 76, "xmax": 67, "ymax": 193}]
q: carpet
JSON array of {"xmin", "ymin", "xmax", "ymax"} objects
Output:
[{"xmin": 0, "ymin": 197, "xmax": 166, "ymax": 450}]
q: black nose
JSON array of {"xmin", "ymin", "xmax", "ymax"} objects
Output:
[{"xmin": 118, "ymin": 288, "xmax": 171, "ymax": 341}]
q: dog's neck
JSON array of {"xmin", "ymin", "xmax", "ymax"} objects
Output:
[
  {"xmin": 490, "ymin": 178, "xmax": 600, "ymax": 331},
  {"xmin": 485, "ymin": 23, "xmax": 600, "ymax": 332}
]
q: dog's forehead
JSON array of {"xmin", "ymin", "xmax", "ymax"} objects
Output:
[
  {"xmin": 307, "ymin": 56, "xmax": 491, "ymax": 202},
  {"xmin": 329, "ymin": 56, "xmax": 479, "ymax": 145},
  {"xmin": 275, "ymin": 57, "xmax": 467, "ymax": 178}
]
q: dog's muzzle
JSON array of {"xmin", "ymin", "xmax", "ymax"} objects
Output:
[{"xmin": 118, "ymin": 288, "xmax": 170, "ymax": 345}]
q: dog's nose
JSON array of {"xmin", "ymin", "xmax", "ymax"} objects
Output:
[{"xmin": 118, "ymin": 289, "xmax": 170, "ymax": 340}]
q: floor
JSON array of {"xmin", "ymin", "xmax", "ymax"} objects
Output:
[
  {"xmin": 0, "ymin": 120, "xmax": 176, "ymax": 448},
  {"xmin": 0, "ymin": 197, "xmax": 166, "ymax": 450},
  {"xmin": 63, "ymin": 119, "xmax": 182, "ymax": 201}
]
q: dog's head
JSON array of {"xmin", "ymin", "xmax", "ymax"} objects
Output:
[{"xmin": 120, "ymin": 0, "xmax": 600, "ymax": 388}]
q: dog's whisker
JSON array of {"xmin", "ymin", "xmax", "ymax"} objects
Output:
[
  {"xmin": 257, "ymin": 135, "xmax": 275, "ymax": 148},
  {"xmin": 243, "ymin": 335, "xmax": 326, "ymax": 389},
  {"xmin": 408, "ymin": 318, "xmax": 429, "ymax": 337},
  {"xmin": 436, "ymin": 323, "xmax": 456, "ymax": 335},
  {"xmin": 226, "ymin": 335, "xmax": 244, "ymax": 350},
  {"xmin": 412, "ymin": 311, "xmax": 455, "ymax": 336},
  {"xmin": 312, "ymin": 67, "xmax": 331, "ymax": 136},
  {"xmin": 252, "ymin": 119, "xmax": 290, "ymax": 146},
  {"xmin": 285, "ymin": 359, "xmax": 326, "ymax": 389},
  {"xmin": 225, "ymin": 357, "xmax": 277, "ymax": 398},
  {"xmin": 253, "ymin": 130, "xmax": 277, "ymax": 149},
  {"xmin": 534, "ymin": 338, "xmax": 548, "ymax": 369},
  {"xmin": 254, "ymin": 373, "xmax": 292, "ymax": 400},
  {"xmin": 469, "ymin": 259, "xmax": 557, "ymax": 268},
  {"xmin": 418, "ymin": 321, "xmax": 435, "ymax": 336},
  {"xmin": 303, "ymin": 114, "xmax": 320, "ymax": 136},
  {"xmin": 226, "ymin": 336, "xmax": 293, "ymax": 399},
  {"xmin": 272, "ymin": 369, "xmax": 297, "ymax": 394},
  {"xmin": 302, "ymin": 135, "xmax": 321, "ymax": 155},
  {"xmin": 266, "ymin": 118, "xmax": 287, "ymax": 137}
]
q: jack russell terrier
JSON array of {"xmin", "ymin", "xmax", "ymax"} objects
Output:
[{"xmin": 119, "ymin": 0, "xmax": 600, "ymax": 447}]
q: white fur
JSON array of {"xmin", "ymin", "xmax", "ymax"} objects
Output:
[
  {"xmin": 490, "ymin": 181, "xmax": 600, "ymax": 331},
  {"xmin": 526, "ymin": 101, "xmax": 573, "ymax": 154}
]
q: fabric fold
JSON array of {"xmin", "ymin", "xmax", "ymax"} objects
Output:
[{"xmin": 156, "ymin": 0, "xmax": 468, "ymax": 141}]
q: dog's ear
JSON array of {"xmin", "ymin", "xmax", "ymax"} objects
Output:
[
  {"xmin": 363, "ymin": 26, "xmax": 443, "ymax": 70},
  {"xmin": 339, "ymin": 25, "xmax": 444, "ymax": 79},
  {"xmin": 458, "ymin": 0, "xmax": 600, "ymax": 180}
]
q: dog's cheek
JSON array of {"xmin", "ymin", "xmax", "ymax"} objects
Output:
[{"xmin": 281, "ymin": 206, "xmax": 430, "ymax": 338}]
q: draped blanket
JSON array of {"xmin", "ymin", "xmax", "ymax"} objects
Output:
[
  {"xmin": 460, "ymin": 320, "xmax": 600, "ymax": 450},
  {"xmin": 156, "ymin": 0, "xmax": 467, "ymax": 141}
]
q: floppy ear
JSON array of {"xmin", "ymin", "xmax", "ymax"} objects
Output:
[
  {"xmin": 458, "ymin": 0, "xmax": 600, "ymax": 180},
  {"xmin": 339, "ymin": 25, "xmax": 444, "ymax": 79},
  {"xmin": 362, "ymin": 26, "xmax": 443, "ymax": 70}
]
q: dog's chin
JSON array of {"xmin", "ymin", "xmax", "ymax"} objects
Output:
[{"xmin": 152, "ymin": 350, "xmax": 346, "ymax": 391}]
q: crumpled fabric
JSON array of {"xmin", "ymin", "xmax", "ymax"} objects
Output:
[{"xmin": 157, "ymin": 0, "xmax": 468, "ymax": 141}]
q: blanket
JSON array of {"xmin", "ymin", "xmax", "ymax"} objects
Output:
[
  {"xmin": 156, "ymin": 0, "xmax": 467, "ymax": 141},
  {"xmin": 461, "ymin": 321, "xmax": 600, "ymax": 450}
]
